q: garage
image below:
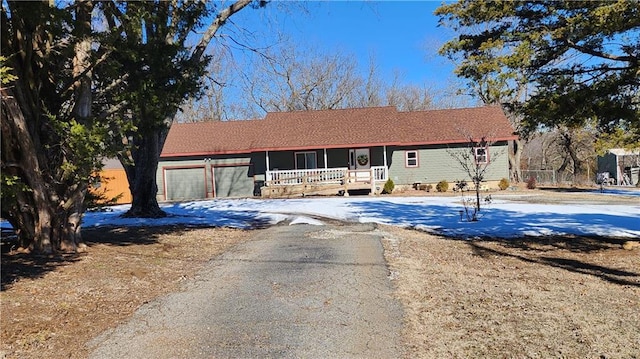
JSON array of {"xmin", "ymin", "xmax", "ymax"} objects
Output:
[
  {"xmin": 164, "ymin": 167, "xmax": 207, "ymax": 201},
  {"xmin": 213, "ymin": 165, "xmax": 254, "ymax": 198}
]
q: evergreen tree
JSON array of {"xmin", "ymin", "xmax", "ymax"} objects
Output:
[
  {"xmin": 436, "ymin": 1, "xmax": 640, "ymax": 144},
  {"xmin": 98, "ymin": 0, "xmax": 264, "ymax": 218}
]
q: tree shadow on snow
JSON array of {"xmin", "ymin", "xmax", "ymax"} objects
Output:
[
  {"xmin": 350, "ymin": 200, "xmax": 640, "ymax": 245},
  {"xmin": 160, "ymin": 203, "xmax": 273, "ymax": 230}
]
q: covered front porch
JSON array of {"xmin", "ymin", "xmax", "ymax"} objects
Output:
[{"xmin": 260, "ymin": 146, "xmax": 390, "ymax": 197}]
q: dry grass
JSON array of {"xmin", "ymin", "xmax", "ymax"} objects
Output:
[
  {"xmin": 1, "ymin": 226, "xmax": 250, "ymax": 359},
  {"xmin": 2, "ymin": 187, "xmax": 639, "ymax": 358},
  {"xmin": 380, "ymin": 225, "xmax": 640, "ymax": 359}
]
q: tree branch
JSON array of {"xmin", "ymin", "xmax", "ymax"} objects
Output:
[
  {"xmin": 565, "ymin": 39, "xmax": 638, "ymax": 64},
  {"xmin": 191, "ymin": 0, "xmax": 254, "ymax": 63}
]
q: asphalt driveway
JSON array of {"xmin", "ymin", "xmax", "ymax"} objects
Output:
[{"xmin": 88, "ymin": 222, "xmax": 403, "ymax": 358}]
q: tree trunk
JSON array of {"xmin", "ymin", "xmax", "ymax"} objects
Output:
[
  {"xmin": 72, "ymin": 0, "xmax": 93, "ymax": 120},
  {"xmin": 558, "ymin": 131, "xmax": 584, "ymax": 183},
  {"xmin": 508, "ymin": 139, "xmax": 523, "ymax": 183},
  {"xmin": 113, "ymin": 0, "xmax": 259, "ymax": 219},
  {"xmin": 122, "ymin": 125, "xmax": 169, "ymax": 218},
  {"xmin": 2, "ymin": 1, "xmax": 100, "ymax": 253},
  {"xmin": 58, "ymin": 183, "xmax": 88, "ymax": 252},
  {"xmin": 2, "ymin": 88, "xmax": 55, "ymax": 253},
  {"xmin": 2, "ymin": 89, "xmax": 90, "ymax": 253}
]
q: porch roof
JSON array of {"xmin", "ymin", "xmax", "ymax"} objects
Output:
[{"xmin": 161, "ymin": 106, "xmax": 518, "ymax": 157}]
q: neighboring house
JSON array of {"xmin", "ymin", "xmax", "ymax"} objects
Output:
[
  {"xmin": 597, "ymin": 148, "xmax": 640, "ymax": 186},
  {"xmin": 92, "ymin": 158, "xmax": 132, "ymax": 204},
  {"xmin": 157, "ymin": 106, "xmax": 518, "ymax": 201}
]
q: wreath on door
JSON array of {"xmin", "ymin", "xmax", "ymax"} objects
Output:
[{"xmin": 356, "ymin": 154, "xmax": 369, "ymax": 166}]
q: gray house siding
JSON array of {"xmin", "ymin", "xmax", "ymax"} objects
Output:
[{"xmin": 387, "ymin": 142, "xmax": 510, "ymax": 185}]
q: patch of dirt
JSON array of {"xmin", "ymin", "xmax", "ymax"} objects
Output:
[
  {"xmin": 380, "ymin": 225, "xmax": 640, "ymax": 358},
  {"xmin": 1, "ymin": 226, "xmax": 250, "ymax": 359}
]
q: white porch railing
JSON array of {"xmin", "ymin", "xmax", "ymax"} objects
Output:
[
  {"xmin": 266, "ymin": 166, "xmax": 388, "ymax": 186},
  {"xmin": 371, "ymin": 166, "xmax": 388, "ymax": 182}
]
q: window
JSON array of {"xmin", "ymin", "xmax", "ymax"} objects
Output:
[
  {"xmin": 295, "ymin": 152, "xmax": 317, "ymax": 169},
  {"xmin": 474, "ymin": 147, "xmax": 488, "ymax": 164},
  {"xmin": 405, "ymin": 151, "xmax": 418, "ymax": 167}
]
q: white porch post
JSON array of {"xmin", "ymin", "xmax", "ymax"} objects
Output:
[
  {"xmin": 266, "ymin": 151, "xmax": 270, "ymax": 182},
  {"xmin": 382, "ymin": 145, "xmax": 389, "ymax": 179},
  {"xmin": 383, "ymin": 145, "xmax": 388, "ymax": 167},
  {"xmin": 324, "ymin": 148, "xmax": 328, "ymax": 169},
  {"xmin": 383, "ymin": 145, "xmax": 388, "ymax": 180},
  {"xmin": 370, "ymin": 168, "xmax": 375, "ymax": 195}
]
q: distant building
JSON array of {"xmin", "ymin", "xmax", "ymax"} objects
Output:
[
  {"xmin": 92, "ymin": 158, "xmax": 132, "ymax": 204},
  {"xmin": 597, "ymin": 148, "xmax": 640, "ymax": 186}
]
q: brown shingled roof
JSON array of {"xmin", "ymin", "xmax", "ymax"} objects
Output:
[{"xmin": 161, "ymin": 106, "xmax": 517, "ymax": 157}]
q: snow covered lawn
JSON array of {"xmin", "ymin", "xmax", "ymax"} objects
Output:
[{"xmin": 82, "ymin": 190, "xmax": 640, "ymax": 239}]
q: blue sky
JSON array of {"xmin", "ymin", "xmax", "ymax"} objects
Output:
[
  {"xmin": 226, "ymin": 1, "xmax": 472, "ymax": 105},
  {"xmin": 280, "ymin": 1, "xmax": 454, "ymax": 84}
]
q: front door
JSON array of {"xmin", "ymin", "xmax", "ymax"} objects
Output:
[{"xmin": 349, "ymin": 148, "xmax": 370, "ymax": 181}]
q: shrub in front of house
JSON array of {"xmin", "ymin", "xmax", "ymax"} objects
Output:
[
  {"xmin": 498, "ymin": 178, "xmax": 509, "ymax": 190},
  {"xmin": 436, "ymin": 180, "xmax": 449, "ymax": 192},
  {"xmin": 383, "ymin": 179, "xmax": 395, "ymax": 194},
  {"xmin": 526, "ymin": 176, "xmax": 537, "ymax": 189}
]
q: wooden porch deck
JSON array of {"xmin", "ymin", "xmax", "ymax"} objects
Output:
[{"xmin": 261, "ymin": 167, "xmax": 387, "ymax": 198}]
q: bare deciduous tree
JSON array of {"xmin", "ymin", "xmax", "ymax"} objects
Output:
[
  {"xmin": 522, "ymin": 127, "xmax": 596, "ymax": 184},
  {"xmin": 245, "ymin": 45, "xmax": 364, "ymax": 112},
  {"xmin": 447, "ymin": 132, "xmax": 504, "ymax": 221}
]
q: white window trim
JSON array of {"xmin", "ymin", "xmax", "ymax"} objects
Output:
[
  {"xmin": 405, "ymin": 150, "xmax": 419, "ymax": 168},
  {"xmin": 474, "ymin": 146, "xmax": 489, "ymax": 164}
]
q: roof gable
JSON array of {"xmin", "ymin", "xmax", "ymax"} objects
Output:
[{"xmin": 161, "ymin": 106, "xmax": 517, "ymax": 157}]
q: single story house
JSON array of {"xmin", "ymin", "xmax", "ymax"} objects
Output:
[{"xmin": 157, "ymin": 106, "xmax": 518, "ymax": 200}]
